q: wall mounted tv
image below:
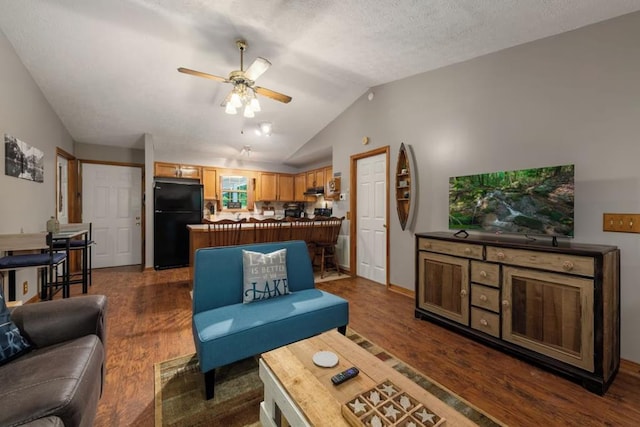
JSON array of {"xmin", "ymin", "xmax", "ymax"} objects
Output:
[{"xmin": 449, "ymin": 164, "xmax": 574, "ymax": 238}]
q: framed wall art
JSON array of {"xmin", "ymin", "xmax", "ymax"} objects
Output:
[{"xmin": 4, "ymin": 134, "xmax": 44, "ymax": 183}]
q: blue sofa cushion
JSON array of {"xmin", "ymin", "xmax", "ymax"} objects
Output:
[
  {"xmin": 242, "ymin": 248, "xmax": 289, "ymax": 303},
  {"xmin": 193, "ymin": 289, "xmax": 349, "ymax": 371}
]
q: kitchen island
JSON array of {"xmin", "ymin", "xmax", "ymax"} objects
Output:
[{"xmin": 187, "ymin": 218, "xmax": 342, "ymax": 269}]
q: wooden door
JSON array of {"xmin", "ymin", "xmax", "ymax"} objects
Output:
[
  {"xmin": 502, "ymin": 266, "xmax": 594, "ymax": 371},
  {"xmin": 417, "ymin": 252, "xmax": 470, "ymax": 325}
]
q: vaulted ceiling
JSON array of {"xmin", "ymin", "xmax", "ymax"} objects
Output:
[{"xmin": 2, "ymin": 0, "xmax": 639, "ymax": 167}]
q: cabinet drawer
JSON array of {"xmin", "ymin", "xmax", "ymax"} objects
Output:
[
  {"xmin": 471, "ymin": 308, "xmax": 500, "ymax": 338},
  {"xmin": 471, "ymin": 284, "xmax": 500, "ymax": 313},
  {"xmin": 471, "ymin": 261, "xmax": 499, "ymax": 287},
  {"xmin": 486, "ymin": 246, "xmax": 594, "ymax": 277},
  {"xmin": 418, "ymin": 238, "xmax": 483, "ymax": 260}
]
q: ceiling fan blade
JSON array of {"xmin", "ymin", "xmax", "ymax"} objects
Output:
[
  {"xmin": 244, "ymin": 57, "xmax": 271, "ymax": 81},
  {"xmin": 255, "ymin": 86, "xmax": 292, "ymax": 104},
  {"xmin": 178, "ymin": 67, "xmax": 228, "ymax": 83}
]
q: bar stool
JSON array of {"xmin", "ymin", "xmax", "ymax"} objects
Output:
[
  {"xmin": 206, "ymin": 219, "xmax": 246, "ymax": 247},
  {"xmin": 252, "ymin": 218, "xmax": 283, "ymax": 243},
  {"xmin": 52, "ymin": 223, "xmax": 94, "ymax": 294},
  {"xmin": 313, "ymin": 217, "xmax": 344, "ymax": 278},
  {"xmin": 0, "ymin": 232, "xmax": 69, "ymax": 300}
]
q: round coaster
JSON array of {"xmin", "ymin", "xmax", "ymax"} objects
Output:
[{"xmin": 312, "ymin": 351, "xmax": 339, "ymax": 368}]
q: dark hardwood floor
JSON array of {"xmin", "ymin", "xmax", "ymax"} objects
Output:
[{"xmin": 61, "ymin": 266, "xmax": 640, "ymax": 426}]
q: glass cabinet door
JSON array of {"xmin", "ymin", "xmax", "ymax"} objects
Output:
[
  {"xmin": 502, "ymin": 266, "xmax": 594, "ymax": 371},
  {"xmin": 417, "ymin": 252, "xmax": 469, "ymax": 325}
]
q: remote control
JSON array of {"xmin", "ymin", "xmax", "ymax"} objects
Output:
[{"xmin": 331, "ymin": 367, "xmax": 359, "ymax": 385}]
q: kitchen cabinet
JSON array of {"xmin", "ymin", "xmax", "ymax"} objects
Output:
[
  {"xmin": 202, "ymin": 168, "xmax": 218, "ymax": 200},
  {"xmin": 324, "ymin": 166, "xmax": 341, "ymax": 200},
  {"xmin": 294, "ymin": 173, "xmax": 307, "ymax": 202},
  {"xmin": 154, "ymin": 162, "xmax": 201, "ymax": 179},
  {"xmin": 415, "ymin": 231, "xmax": 620, "ymax": 395},
  {"xmin": 278, "ymin": 174, "xmax": 294, "ymax": 201},
  {"xmin": 305, "ymin": 168, "xmax": 325, "ymax": 201},
  {"xmin": 257, "ymin": 173, "xmax": 294, "ymax": 201}
]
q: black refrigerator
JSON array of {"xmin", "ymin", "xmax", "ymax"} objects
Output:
[{"xmin": 154, "ymin": 179, "xmax": 203, "ymax": 269}]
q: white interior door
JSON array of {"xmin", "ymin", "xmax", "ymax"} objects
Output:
[
  {"xmin": 82, "ymin": 163, "xmax": 142, "ymax": 268},
  {"xmin": 356, "ymin": 153, "xmax": 387, "ymax": 284}
]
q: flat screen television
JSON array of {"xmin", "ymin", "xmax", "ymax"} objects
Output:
[{"xmin": 449, "ymin": 164, "xmax": 574, "ymax": 238}]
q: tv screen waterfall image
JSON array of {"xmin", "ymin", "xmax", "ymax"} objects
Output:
[{"xmin": 449, "ymin": 164, "xmax": 575, "ymax": 237}]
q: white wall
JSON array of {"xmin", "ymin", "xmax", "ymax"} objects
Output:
[
  {"xmin": 0, "ymin": 30, "xmax": 75, "ymax": 301},
  {"xmin": 304, "ymin": 12, "xmax": 640, "ymax": 363}
]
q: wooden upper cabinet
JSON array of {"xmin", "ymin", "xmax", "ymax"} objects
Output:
[
  {"xmin": 278, "ymin": 174, "xmax": 294, "ymax": 201},
  {"xmin": 294, "ymin": 173, "xmax": 307, "ymax": 202},
  {"xmin": 154, "ymin": 162, "xmax": 201, "ymax": 179},
  {"xmin": 257, "ymin": 172, "xmax": 278, "ymax": 201},
  {"xmin": 324, "ymin": 166, "xmax": 333, "ymax": 191},
  {"xmin": 202, "ymin": 168, "xmax": 218, "ymax": 200},
  {"xmin": 324, "ymin": 166, "xmax": 341, "ymax": 200},
  {"xmin": 257, "ymin": 173, "xmax": 295, "ymax": 201}
]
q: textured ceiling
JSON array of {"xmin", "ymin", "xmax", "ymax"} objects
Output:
[{"xmin": 1, "ymin": 0, "xmax": 640, "ymax": 167}]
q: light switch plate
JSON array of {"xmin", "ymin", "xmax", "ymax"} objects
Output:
[{"xmin": 603, "ymin": 213, "xmax": 640, "ymax": 233}]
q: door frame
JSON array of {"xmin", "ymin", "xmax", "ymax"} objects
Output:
[
  {"xmin": 80, "ymin": 159, "xmax": 146, "ymax": 271},
  {"xmin": 56, "ymin": 147, "xmax": 79, "ymax": 223},
  {"xmin": 349, "ymin": 146, "xmax": 390, "ymax": 287}
]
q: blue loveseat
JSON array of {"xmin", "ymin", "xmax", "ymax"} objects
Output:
[{"xmin": 192, "ymin": 240, "xmax": 349, "ymax": 399}]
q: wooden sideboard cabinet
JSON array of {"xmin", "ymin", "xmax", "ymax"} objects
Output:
[{"xmin": 415, "ymin": 231, "xmax": 620, "ymax": 394}]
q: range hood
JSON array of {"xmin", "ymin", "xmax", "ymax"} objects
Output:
[{"xmin": 303, "ymin": 186, "xmax": 325, "ymax": 196}]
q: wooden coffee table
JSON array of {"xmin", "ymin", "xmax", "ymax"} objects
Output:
[{"xmin": 259, "ymin": 330, "xmax": 481, "ymax": 426}]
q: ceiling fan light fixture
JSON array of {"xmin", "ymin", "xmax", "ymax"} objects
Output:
[
  {"xmin": 243, "ymin": 105, "xmax": 255, "ymax": 118},
  {"xmin": 250, "ymin": 96, "xmax": 261, "ymax": 112},
  {"xmin": 225, "ymin": 103, "xmax": 238, "ymax": 115},
  {"xmin": 230, "ymin": 91, "xmax": 243, "ymax": 108}
]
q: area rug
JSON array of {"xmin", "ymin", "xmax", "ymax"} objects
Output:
[{"xmin": 154, "ymin": 330, "xmax": 504, "ymax": 426}]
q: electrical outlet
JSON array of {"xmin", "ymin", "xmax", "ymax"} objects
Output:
[{"xmin": 23, "ymin": 281, "xmax": 28, "ymax": 295}]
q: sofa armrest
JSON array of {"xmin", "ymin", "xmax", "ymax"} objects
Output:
[{"xmin": 10, "ymin": 295, "xmax": 107, "ymax": 349}]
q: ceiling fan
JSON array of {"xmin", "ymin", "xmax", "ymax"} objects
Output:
[{"xmin": 178, "ymin": 40, "xmax": 292, "ymax": 117}]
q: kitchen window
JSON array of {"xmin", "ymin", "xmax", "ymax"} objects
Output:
[{"xmin": 221, "ymin": 175, "xmax": 248, "ymax": 210}]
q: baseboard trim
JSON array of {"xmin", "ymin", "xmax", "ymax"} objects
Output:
[
  {"xmin": 388, "ymin": 283, "xmax": 414, "ymax": 298},
  {"xmin": 620, "ymin": 358, "xmax": 640, "ymax": 379}
]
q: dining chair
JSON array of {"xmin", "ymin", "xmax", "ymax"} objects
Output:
[{"xmin": 207, "ymin": 219, "xmax": 246, "ymax": 247}]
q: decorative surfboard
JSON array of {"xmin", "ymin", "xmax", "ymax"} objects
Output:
[{"xmin": 396, "ymin": 143, "xmax": 417, "ymax": 230}]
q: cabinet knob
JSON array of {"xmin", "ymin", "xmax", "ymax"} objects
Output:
[
  {"xmin": 480, "ymin": 294, "xmax": 488, "ymax": 302},
  {"xmin": 497, "ymin": 252, "xmax": 506, "ymax": 260},
  {"xmin": 480, "ymin": 270, "xmax": 488, "ymax": 278},
  {"xmin": 464, "ymin": 247, "xmax": 471, "ymax": 254},
  {"xmin": 502, "ymin": 300, "xmax": 510, "ymax": 308},
  {"xmin": 562, "ymin": 260, "xmax": 574, "ymax": 271},
  {"xmin": 460, "ymin": 289, "xmax": 468, "ymax": 297},
  {"xmin": 480, "ymin": 318, "xmax": 489, "ymax": 327}
]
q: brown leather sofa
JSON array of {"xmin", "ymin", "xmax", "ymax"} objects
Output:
[{"xmin": 0, "ymin": 295, "xmax": 107, "ymax": 427}]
